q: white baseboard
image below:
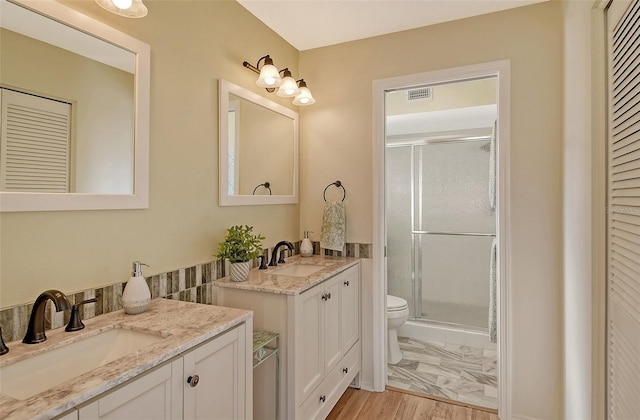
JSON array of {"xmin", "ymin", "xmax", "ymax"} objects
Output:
[{"xmin": 358, "ymin": 381, "xmax": 375, "ymax": 392}]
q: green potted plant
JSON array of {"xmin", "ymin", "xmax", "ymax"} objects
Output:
[{"xmin": 217, "ymin": 225, "xmax": 265, "ymax": 282}]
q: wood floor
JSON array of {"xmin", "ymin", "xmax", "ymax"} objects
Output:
[{"xmin": 327, "ymin": 387, "xmax": 500, "ymax": 420}]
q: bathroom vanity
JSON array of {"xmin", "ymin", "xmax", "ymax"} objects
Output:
[
  {"xmin": 0, "ymin": 299, "xmax": 253, "ymax": 419},
  {"xmin": 216, "ymin": 255, "xmax": 361, "ymax": 419}
]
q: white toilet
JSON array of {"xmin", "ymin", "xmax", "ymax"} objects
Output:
[{"xmin": 387, "ymin": 294, "xmax": 409, "ymax": 365}]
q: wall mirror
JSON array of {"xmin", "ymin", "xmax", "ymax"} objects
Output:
[
  {"xmin": 0, "ymin": 0, "xmax": 150, "ymax": 211},
  {"xmin": 219, "ymin": 79, "xmax": 298, "ymax": 206}
]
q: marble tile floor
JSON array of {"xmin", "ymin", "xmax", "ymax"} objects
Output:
[{"xmin": 387, "ymin": 336, "xmax": 498, "ymax": 410}]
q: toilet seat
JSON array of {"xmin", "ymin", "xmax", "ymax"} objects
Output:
[{"xmin": 387, "ymin": 295, "xmax": 408, "ymax": 312}]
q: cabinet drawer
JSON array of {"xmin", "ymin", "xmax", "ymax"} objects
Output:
[{"xmin": 299, "ymin": 341, "xmax": 360, "ymax": 420}]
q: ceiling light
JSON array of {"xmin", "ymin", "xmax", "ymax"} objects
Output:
[
  {"xmin": 95, "ymin": 0, "xmax": 148, "ymax": 18},
  {"xmin": 292, "ymin": 80, "xmax": 316, "ymax": 106}
]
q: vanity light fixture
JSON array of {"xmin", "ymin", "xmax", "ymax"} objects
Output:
[
  {"xmin": 242, "ymin": 55, "xmax": 282, "ymax": 89},
  {"xmin": 277, "ymin": 69, "xmax": 298, "ymax": 98},
  {"xmin": 95, "ymin": 0, "xmax": 148, "ymax": 18},
  {"xmin": 243, "ymin": 55, "xmax": 316, "ymax": 106},
  {"xmin": 292, "ymin": 79, "xmax": 316, "ymax": 106}
]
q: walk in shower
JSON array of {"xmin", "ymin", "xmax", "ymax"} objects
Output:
[{"xmin": 386, "ymin": 77, "xmax": 497, "ymax": 337}]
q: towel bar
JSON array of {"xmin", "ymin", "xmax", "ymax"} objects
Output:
[
  {"xmin": 323, "ymin": 180, "xmax": 346, "ymax": 202},
  {"xmin": 252, "ymin": 182, "xmax": 272, "ymax": 195}
]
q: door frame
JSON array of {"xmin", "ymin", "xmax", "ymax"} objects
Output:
[{"xmin": 372, "ymin": 60, "xmax": 512, "ymax": 417}]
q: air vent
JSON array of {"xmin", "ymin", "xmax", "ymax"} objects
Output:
[{"xmin": 407, "ymin": 87, "xmax": 432, "ymax": 101}]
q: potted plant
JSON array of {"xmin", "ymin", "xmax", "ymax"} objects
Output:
[{"xmin": 217, "ymin": 225, "xmax": 265, "ymax": 282}]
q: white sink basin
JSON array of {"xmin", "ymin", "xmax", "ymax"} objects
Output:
[
  {"xmin": 271, "ymin": 264, "xmax": 326, "ymax": 277},
  {"xmin": 0, "ymin": 327, "xmax": 165, "ymax": 400}
]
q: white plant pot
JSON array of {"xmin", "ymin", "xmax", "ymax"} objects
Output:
[{"xmin": 230, "ymin": 261, "xmax": 251, "ymax": 282}]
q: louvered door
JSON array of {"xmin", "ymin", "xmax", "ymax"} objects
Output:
[
  {"xmin": 607, "ymin": 1, "xmax": 640, "ymax": 418},
  {"xmin": 0, "ymin": 88, "xmax": 71, "ymax": 192}
]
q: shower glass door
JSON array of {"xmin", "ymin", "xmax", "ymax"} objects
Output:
[
  {"xmin": 414, "ymin": 140, "xmax": 495, "ymax": 330},
  {"xmin": 385, "ymin": 77, "xmax": 497, "ymax": 331}
]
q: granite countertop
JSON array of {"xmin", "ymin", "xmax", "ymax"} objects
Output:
[
  {"xmin": 0, "ymin": 299, "xmax": 252, "ymax": 420},
  {"xmin": 214, "ymin": 255, "xmax": 359, "ymax": 295}
]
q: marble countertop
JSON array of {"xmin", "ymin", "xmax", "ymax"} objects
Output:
[
  {"xmin": 0, "ymin": 299, "xmax": 252, "ymax": 420},
  {"xmin": 214, "ymin": 255, "xmax": 359, "ymax": 295}
]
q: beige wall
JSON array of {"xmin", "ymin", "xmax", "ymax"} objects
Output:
[
  {"xmin": 0, "ymin": 0, "xmax": 300, "ymax": 307},
  {"xmin": 299, "ymin": 2, "xmax": 564, "ymax": 418}
]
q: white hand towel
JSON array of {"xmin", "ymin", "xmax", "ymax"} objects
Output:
[{"xmin": 320, "ymin": 201, "xmax": 346, "ymax": 252}]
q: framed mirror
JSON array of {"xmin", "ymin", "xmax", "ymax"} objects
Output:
[
  {"xmin": 219, "ymin": 79, "xmax": 298, "ymax": 206},
  {"xmin": 0, "ymin": 0, "xmax": 150, "ymax": 211}
]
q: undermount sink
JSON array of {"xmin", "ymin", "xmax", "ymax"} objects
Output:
[
  {"xmin": 271, "ymin": 263, "xmax": 326, "ymax": 277},
  {"xmin": 0, "ymin": 327, "xmax": 165, "ymax": 400}
]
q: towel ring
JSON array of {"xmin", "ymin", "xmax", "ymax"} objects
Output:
[
  {"xmin": 323, "ymin": 180, "xmax": 346, "ymax": 202},
  {"xmin": 252, "ymin": 182, "xmax": 272, "ymax": 195}
]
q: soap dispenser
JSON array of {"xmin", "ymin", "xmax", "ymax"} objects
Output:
[
  {"xmin": 300, "ymin": 231, "xmax": 314, "ymax": 257},
  {"xmin": 122, "ymin": 261, "xmax": 151, "ymax": 315}
]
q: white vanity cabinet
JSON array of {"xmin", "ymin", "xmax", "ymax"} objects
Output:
[
  {"xmin": 293, "ymin": 265, "xmax": 361, "ymax": 420},
  {"xmin": 77, "ymin": 324, "xmax": 249, "ymax": 420},
  {"xmin": 216, "ymin": 260, "xmax": 360, "ymax": 420}
]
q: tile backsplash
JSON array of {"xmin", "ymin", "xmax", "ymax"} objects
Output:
[{"xmin": 0, "ymin": 241, "xmax": 371, "ymax": 343}]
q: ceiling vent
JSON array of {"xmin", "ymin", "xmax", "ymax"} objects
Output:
[{"xmin": 407, "ymin": 87, "xmax": 433, "ymax": 101}]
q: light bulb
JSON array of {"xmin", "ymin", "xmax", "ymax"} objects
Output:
[{"xmin": 112, "ymin": 0, "xmax": 132, "ymax": 9}]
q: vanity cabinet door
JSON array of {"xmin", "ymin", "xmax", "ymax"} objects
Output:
[
  {"xmin": 323, "ymin": 274, "xmax": 343, "ymax": 374},
  {"xmin": 183, "ymin": 324, "xmax": 246, "ymax": 420},
  {"xmin": 340, "ymin": 266, "xmax": 359, "ymax": 353},
  {"xmin": 78, "ymin": 359, "xmax": 182, "ymax": 420},
  {"xmin": 296, "ymin": 283, "xmax": 324, "ymax": 403}
]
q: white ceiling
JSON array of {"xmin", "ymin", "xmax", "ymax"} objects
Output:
[{"xmin": 237, "ymin": 0, "xmax": 548, "ymax": 51}]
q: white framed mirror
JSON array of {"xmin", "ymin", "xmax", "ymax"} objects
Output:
[
  {"xmin": 0, "ymin": 0, "xmax": 150, "ymax": 212},
  {"xmin": 219, "ymin": 79, "xmax": 298, "ymax": 206}
]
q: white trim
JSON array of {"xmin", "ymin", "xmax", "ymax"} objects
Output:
[
  {"xmin": 372, "ymin": 60, "xmax": 512, "ymax": 417},
  {"xmin": 0, "ymin": 0, "xmax": 150, "ymax": 212}
]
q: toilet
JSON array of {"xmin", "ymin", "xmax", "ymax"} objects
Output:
[{"xmin": 387, "ymin": 294, "xmax": 409, "ymax": 365}]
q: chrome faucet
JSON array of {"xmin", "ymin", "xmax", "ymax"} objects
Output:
[
  {"xmin": 23, "ymin": 290, "xmax": 70, "ymax": 344},
  {"xmin": 269, "ymin": 241, "xmax": 294, "ymax": 267}
]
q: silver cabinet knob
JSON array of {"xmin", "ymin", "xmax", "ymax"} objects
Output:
[{"xmin": 187, "ymin": 374, "xmax": 199, "ymax": 388}]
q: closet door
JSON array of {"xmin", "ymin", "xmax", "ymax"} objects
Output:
[{"xmin": 606, "ymin": 1, "xmax": 640, "ymax": 418}]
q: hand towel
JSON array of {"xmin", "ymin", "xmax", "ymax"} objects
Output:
[
  {"xmin": 489, "ymin": 237, "xmax": 498, "ymax": 343},
  {"xmin": 320, "ymin": 201, "xmax": 346, "ymax": 252}
]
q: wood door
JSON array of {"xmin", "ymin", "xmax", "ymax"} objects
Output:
[{"xmin": 606, "ymin": 1, "xmax": 640, "ymax": 418}]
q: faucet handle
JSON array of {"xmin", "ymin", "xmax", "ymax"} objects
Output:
[
  {"xmin": 65, "ymin": 298, "xmax": 98, "ymax": 332},
  {"xmin": 258, "ymin": 256, "xmax": 268, "ymax": 270}
]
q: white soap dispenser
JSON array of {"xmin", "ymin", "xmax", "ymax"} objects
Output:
[
  {"xmin": 300, "ymin": 231, "xmax": 314, "ymax": 257},
  {"xmin": 122, "ymin": 261, "xmax": 151, "ymax": 314}
]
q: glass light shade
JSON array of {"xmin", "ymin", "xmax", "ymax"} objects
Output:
[
  {"xmin": 95, "ymin": 0, "xmax": 148, "ymax": 17},
  {"xmin": 256, "ymin": 64, "xmax": 282, "ymax": 87},
  {"xmin": 112, "ymin": 0, "xmax": 132, "ymax": 9},
  {"xmin": 293, "ymin": 87, "xmax": 316, "ymax": 106},
  {"xmin": 277, "ymin": 76, "xmax": 299, "ymax": 97}
]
